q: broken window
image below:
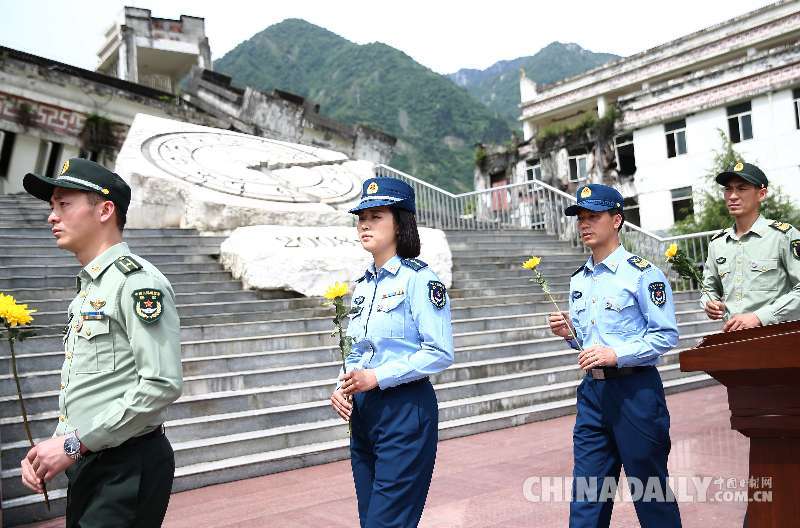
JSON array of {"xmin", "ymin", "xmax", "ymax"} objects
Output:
[
  {"xmin": 664, "ymin": 119, "xmax": 687, "ymax": 158},
  {"xmin": 793, "ymin": 88, "xmax": 800, "ymax": 130},
  {"xmin": 568, "ymin": 150, "xmax": 589, "ymax": 183},
  {"xmin": 0, "ymin": 130, "xmax": 15, "ymax": 179},
  {"xmin": 623, "ymin": 196, "xmax": 640, "ymax": 227},
  {"xmin": 615, "ymin": 133, "xmax": 636, "ymax": 176},
  {"xmin": 727, "ymin": 101, "xmax": 753, "ymax": 143},
  {"xmin": 525, "ymin": 158, "xmax": 541, "ymax": 181},
  {"xmin": 671, "ymin": 186, "xmax": 694, "ymax": 223}
]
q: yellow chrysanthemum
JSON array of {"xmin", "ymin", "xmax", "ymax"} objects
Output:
[
  {"xmin": 323, "ymin": 282, "xmax": 349, "ymax": 300},
  {"xmin": 0, "ymin": 293, "xmax": 36, "ymax": 327},
  {"xmin": 522, "ymin": 256, "xmax": 542, "ymax": 270},
  {"xmin": 665, "ymin": 243, "xmax": 678, "ymax": 259}
]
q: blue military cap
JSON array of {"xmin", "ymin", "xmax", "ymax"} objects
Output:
[
  {"xmin": 349, "ymin": 177, "xmax": 416, "ymax": 214},
  {"xmin": 564, "ymin": 184, "xmax": 624, "ymax": 216}
]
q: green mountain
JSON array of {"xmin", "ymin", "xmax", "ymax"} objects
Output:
[
  {"xmin": 214, "ymin": 19, "xmax": 510, "ymax": 191},
  {"xmin": 448, "ymin": 42, "xmax": 619, "ymax": 126}
]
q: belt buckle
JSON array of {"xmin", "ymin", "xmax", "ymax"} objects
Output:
[{"xmin": 591, "ymin": 368, "xmax": 606, "ymax": 380}]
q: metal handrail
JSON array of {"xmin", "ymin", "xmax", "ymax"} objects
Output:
[{"xmin": 375, "ymin": 164, "xmax": 713, "ymax": 291}]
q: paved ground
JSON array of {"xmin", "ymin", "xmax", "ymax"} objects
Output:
[{"xmin": 26, "ymin": 384, "xmax": 749, "ymax": 527}]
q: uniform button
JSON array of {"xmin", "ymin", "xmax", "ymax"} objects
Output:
[
  {"xmin": 60, "ymin": 383, "xmax": 65, "ymax": 390},
  {"xmin": 591, "ymin": 319, "xmax": 596, "ymax": 325},
  {"xmin": 85, "ymin": 329, "xmax": 92, "ymax": 337},
  {"xmin": 592, "ymin": 298, "xmax": 596, "ymax": 304},
  {"xmin": 58, "ymin": 415, "xmax": 65, "ymax": 422},
  {"xmin": 79, "ymin": 292, "xmax": 87, "ymax": 298},
  {"xmin": 66, "ymin": 353, "xmax": 72, "ymax": 360}
]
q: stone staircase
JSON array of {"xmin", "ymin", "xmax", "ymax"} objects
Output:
[{"xmin": 0, "ymin": 194, "xmax": 717, "ymax": 526}]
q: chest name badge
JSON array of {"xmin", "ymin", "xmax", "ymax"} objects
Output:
[{"xmin": 133, "ymin": 289, "xmax": 164, "ymax": 324}]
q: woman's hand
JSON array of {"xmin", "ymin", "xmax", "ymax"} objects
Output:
[{"xmin": 341, "ymin": 369, "xmax": 379, "ymax": 396}]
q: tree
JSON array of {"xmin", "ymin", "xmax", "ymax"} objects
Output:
[{"xmin": 671, "ymin": 130, "xmax": 800, "ymax": 234}]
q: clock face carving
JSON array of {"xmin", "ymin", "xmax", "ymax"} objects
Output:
[{"xmin": 140, "ymin": 131, "xmax": 362, "ymax": 204}]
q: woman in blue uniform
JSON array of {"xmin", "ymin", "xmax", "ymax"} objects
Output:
[{"xmin": 330, "ymin": 176, "xmax": 454, "ymax": 528}]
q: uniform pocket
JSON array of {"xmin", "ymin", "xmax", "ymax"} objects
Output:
[
  {"xmin": 749, "ymin": 259, "xmax": 779, "ymax": 291},
  {"xmin": 374, "ymin": 294, "xmax": 406, "ymax": 338},
  {"xmin": 74, "ymin": 318, "xmax": 115, "ymax": 374},
  {"xmin": 601, "ymin": 293, "xmax": 639, "ymax": 334}
]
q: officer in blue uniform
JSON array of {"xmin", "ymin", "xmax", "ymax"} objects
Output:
[
  {"xmin": 548, "ymin": 184, "xmax": 682, "ymax": 527},
  {"xmin": 330, "ymin": 177, "xmax": 454, "ymax": 528}
]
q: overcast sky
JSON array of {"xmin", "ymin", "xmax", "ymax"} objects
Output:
[{"xmin": 0, "ymin": 0, "xmax": 773, "ymax": 75}]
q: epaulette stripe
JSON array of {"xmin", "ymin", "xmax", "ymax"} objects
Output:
[
  {"xmin": 571, "ymin": 265, "xmax": 585, "ymax": 277},
  {"xmin": 114, "ymin": 255, "xmax": 143, "ymax": 275}
]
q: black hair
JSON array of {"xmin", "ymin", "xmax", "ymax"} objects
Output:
[
  {"xmin": 608, "ymin": 208, "xmax": 625, "ymax": 232},
  {"xmin": 85, "ymin": 191, "xmax": 127, "ymax": 231},
  {"xmin": 391, "ymin": 207, "xmax": 421, "ymax": 258}
]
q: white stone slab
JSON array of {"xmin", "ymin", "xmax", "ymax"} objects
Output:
[
  {"xmin": 220, "ymin": 226, "xmax": 452, "ymax": 297},
  {"xmin": 115, "ymin": 114, "xmax": 374, "ymax": 230}
]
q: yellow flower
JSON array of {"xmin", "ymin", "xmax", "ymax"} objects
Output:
[
  {"xmin": 0, "ymin": 293, "xmax": 36, "ymax": 328},
  {"xmin": 522, "ymin": 256, "xmax": 542, "ymax": 270},
  {"xmin": 323, "ymin": 282, "xmax": 349, "ymax": 300},
  {"xmin": 665, "ymin": 243, "xmax": 678, "ymax": 259}
]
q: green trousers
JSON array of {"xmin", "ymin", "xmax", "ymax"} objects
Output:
[{"xmin": 65, "ymin": 432, "xmax": 174, "ymax": 528}]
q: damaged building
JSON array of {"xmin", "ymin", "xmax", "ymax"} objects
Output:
[
  {"xmin": 0, "ymin": 6, "xmax": 395, "ymax": 195},
  {"xmin": 476, "ymin": 0, "xmax": 800, "ymax": 232}
]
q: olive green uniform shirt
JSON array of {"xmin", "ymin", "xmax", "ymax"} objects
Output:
[
  {"xmin": 54, "ymin": 242, "xmax": 183, "ymax": 451},
  {"xmin": 701, "ymin": 215, "xmax": 800, "ymax": 325}
]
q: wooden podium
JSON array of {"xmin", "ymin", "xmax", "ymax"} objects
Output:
[{"xmin": 680, "ymin": 320, "xmax": 800, "ymax": 527}]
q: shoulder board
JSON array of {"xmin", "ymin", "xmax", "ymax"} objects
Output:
[
  {"xmin": 571, "ymin": 265, "xmax": 585, "ymax": 277},
  {"xmin": 769, "ymin": 220, "xmax": 793, "ymax": 234},
  {"xmin": 114, "ymin": 255, "xmax": 143, "ymax": 275},
  {"xmin": 401, "ymin": 258, "xmax": 428, "ymax": 271},
  {"xmin": 355, "ymin": 275, "xmax": 366, "ymax": 284},
  {"xmin": 710, "ymin": 229, "xmax": 727, "ymax": 241},
  {"xmin": 627, "ymin": 255, "xmax": 652, "ymax": 271}
]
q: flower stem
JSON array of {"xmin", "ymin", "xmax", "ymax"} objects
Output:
[{"xmin": 8, "ymin": 333, "xmax": 50, "ymax": 510}]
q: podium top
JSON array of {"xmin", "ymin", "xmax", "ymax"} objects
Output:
[{"xmin": 681, "ymin": 319, "xmax": 800, "ymax": 372}]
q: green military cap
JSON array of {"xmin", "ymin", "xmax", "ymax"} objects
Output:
[
  {"xmin": 715, "ymin": 161, "xmax": 768, "ymax": 188},
  {"xmin": 23, "ymin": 158, "xmax": 131, "ymax": 215}
]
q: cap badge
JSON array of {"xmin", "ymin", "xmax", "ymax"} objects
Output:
[
  {"xmin": 101, "ymin": 188, "xmax": 110, "ymax": 195},
  {"xmin": 580, "ymin": 186, "xmax": 592, "ymax": 199},
  {"xmin": 60, "ymin": 160, "xmax": 69, "ymax": 176},
  {"xmin": 367, "ymin": 182, "xmax": 379, "ymax": 195},
  {"xmin": 734, "ymin": 162, "xmax": 744, "ymax": 172}
]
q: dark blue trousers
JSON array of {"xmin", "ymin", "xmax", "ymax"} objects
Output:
[
  {"xmin": 350, "ymin": 378, "xmax": 438, "ymax": 528},
  {"xmin": 570, "ymin": 368, "xmax": 682, "ymax": 527}
]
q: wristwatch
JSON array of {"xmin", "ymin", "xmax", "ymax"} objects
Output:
[{"xmin": 63, "ymin": 433, "xmax": 83, "ymax": 461}]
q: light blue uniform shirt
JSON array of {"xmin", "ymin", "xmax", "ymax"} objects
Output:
[
  {"xmin": 567, "ymin": 245, "xmax": 679, "ymax": 367},
  {"xmin": 344, "ymin": 255, "xmax": 454, "ymax": 389}
]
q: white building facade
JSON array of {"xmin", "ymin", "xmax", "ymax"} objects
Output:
[{"xmin": 510, "ymin": 0, "xmax": 800, "ymax": 233}]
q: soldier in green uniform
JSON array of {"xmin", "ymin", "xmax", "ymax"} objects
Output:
[
  {"xmin": 701, "ymin": 161, "xmax": 800, "ymax": 331},
  {"xmin": 19, "ymin": 158, "xmax": 183, "ymax": 527}
]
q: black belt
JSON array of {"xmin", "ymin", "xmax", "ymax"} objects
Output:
[
  {"xmin": 589, "ymin": 366, "xmax": 653, "ymax": 380},
  {"xmin": 112, "ymin": 424, "xmax": 165, "ymax": 450}
]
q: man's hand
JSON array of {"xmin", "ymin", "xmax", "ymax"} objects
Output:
[
  {"xmin": 340, "ymin": 369, "xmax": 379, "ymax": 396},
  {"xmin": 330, "ymin": 387, "xmax": 352, "ymax": 422},
  {"xmin": 548, "ymin": 311, "xmax": 575, "ymax": 339},
  {"xmin": 20, "ymin": 457, "xmax": 45, "ymax": 493},
  {"xmin": 23, "ymin": 436, "xmax": 75, "ymax": 488},
  {"xmin": 578, "ymin": 345, "xmax": 618, "ymax": 371},
  {"xmin": 723, "ymin": 312, "xmax": 762, "ymax": 333},
  {"xmin": 705, "ymin": 300, "xmax": 726, "ymax": 320}
]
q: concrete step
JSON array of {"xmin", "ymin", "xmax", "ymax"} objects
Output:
[
  {"xmin": 0, "ymin": 272, "xmax": 237, "ymax": 290},
  {"xmin": 0, "ymin": 262, "xmax": 229, "ymax": 279},
  {"xmin": 0, "ymin": 253, "xmax": 220, "ymax": 267},
  {"xmin": 0, "ymin": 235, "xmax": 226, "ymax": 247},
  {"xmin": 1, "ymin": 244, "xmax": 221, "ymax": 257},
  {"xmin": 0, "ymin": 227, "xmax": 200, "ymax": 237}
]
